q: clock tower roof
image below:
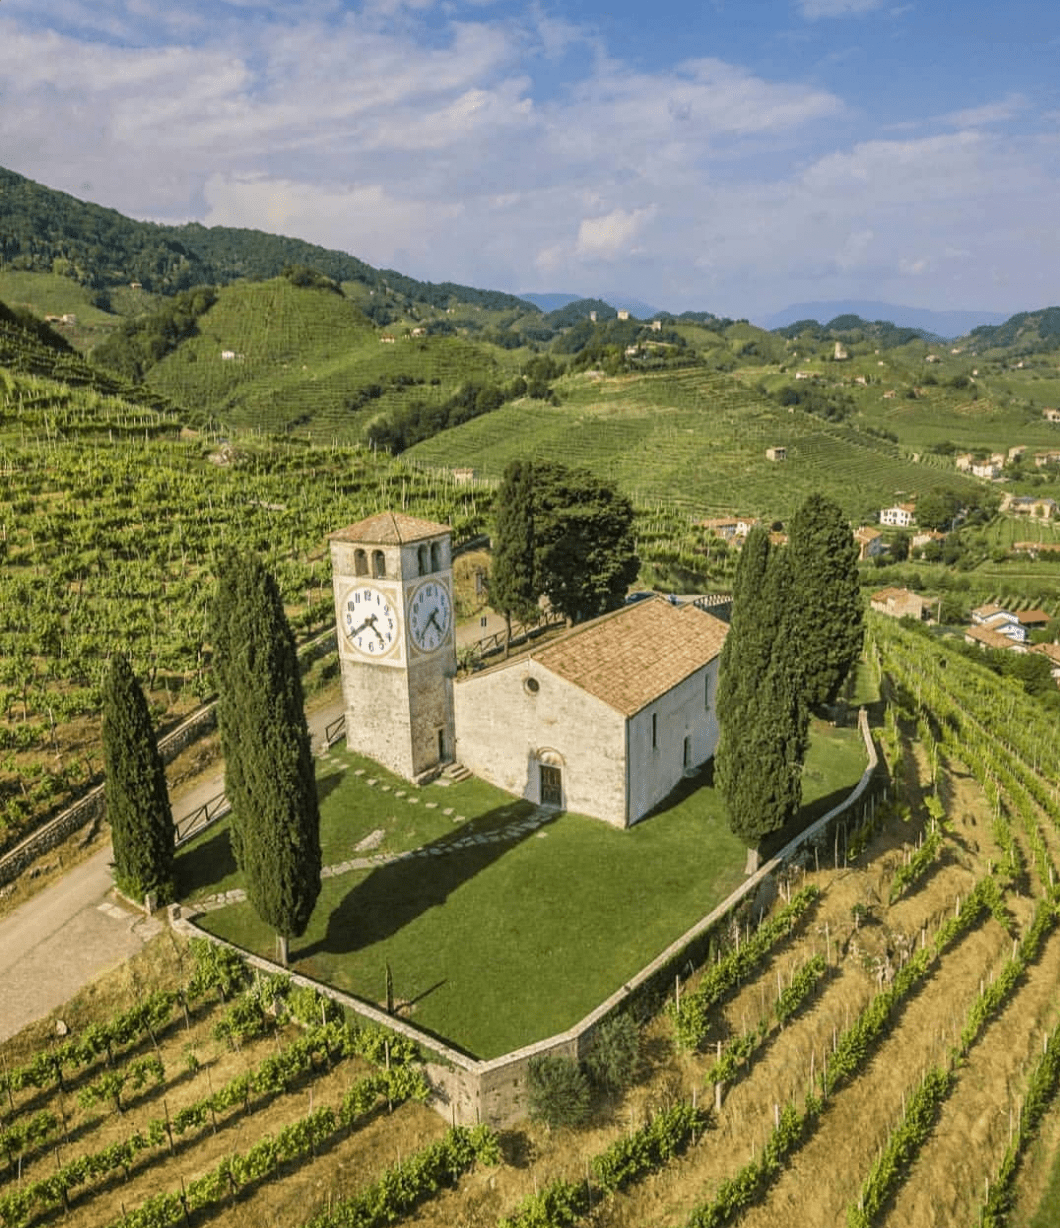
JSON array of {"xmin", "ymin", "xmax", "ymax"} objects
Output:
[{"xmin": 331, "ymin": 511, "xmax": 451, "ymax": 545}]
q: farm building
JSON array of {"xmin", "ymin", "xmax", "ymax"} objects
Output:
[
  {"xmin": 453, "ymin": 598, "xmax": 728, "ymax": 828},
  {"xmin": 870, "ymin": 587, "xmax": 929, "ymax": 620},
  {"xmin": 854, "ymin": 527, "xmax": 887, "ymax": 562},
  {"xmin": 765, "ymin": 446, "xmax": 787, "ymax": 462}
]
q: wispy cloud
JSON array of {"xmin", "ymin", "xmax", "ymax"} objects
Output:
[{"xmin": 797, "ymin": 0, "xmax": 886, "ymax": 20}]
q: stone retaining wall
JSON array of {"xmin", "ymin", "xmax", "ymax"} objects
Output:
[{"xmin": 175, "ymin": 709, "xmax": 880, "ymax": 1128}]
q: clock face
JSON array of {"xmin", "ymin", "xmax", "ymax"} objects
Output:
[
  {"xmin": 409, "ymin": 579, "xmax": 452, "ymax": 653},
  {"xmin": 342, "ymin": 584, "xmax": 399, "ymax": 657}
]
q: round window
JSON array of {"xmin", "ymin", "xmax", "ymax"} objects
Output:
[{"xmin": 524, "ymin": 676, "xmax": 540, "ymax": 695}]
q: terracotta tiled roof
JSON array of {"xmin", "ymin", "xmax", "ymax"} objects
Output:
[
  {"xmin": 331, "ymin": 512, "xmax": 450, "ymax": 544},
  {"xmin": 965, "ymin": 625, "xmax": 1025, "ymax": 652},
  {"xmin": 531, "ymin": 598, "xmax": 728, "ymax": 717},
  {"xmin": 1017, "ymin": 609, "xmax": 1052, "ymax": 626}
]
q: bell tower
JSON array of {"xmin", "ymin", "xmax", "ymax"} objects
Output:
[{"xmin": 330, "ymin": 512, "xmax": 456, "ymax": 781}]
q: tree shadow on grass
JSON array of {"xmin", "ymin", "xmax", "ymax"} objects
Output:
[
  {"xmin": 175, "ymin": 827, "xmax": 238, "ymax": 899},
  {"xmin": 301, "ymin": 801, "xmax": 556, "ymax": 957}
]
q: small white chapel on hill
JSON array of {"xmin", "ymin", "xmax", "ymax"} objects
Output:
[{"xmin": 330, "ymin": 511, "xmax": 729, "ymax": 828}]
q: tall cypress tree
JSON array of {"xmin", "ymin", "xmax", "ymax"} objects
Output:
[
  {"xmin": 101, "ymin": 654, "xmax": 174, "ymax": 905},
  {"xmin": 788, "ymin": 491, "xmax": 863, "ymax": 708},
  {"xmin": 716, "ymin": 531, "xmax": 808, "ymax": 850},
  {"xmin": 491, "ymin": 459, "xmax": 539, "ymax": 655},
  {"xmin": 208, "ymin": 551, "xmax": 321, "ymax": 965}
]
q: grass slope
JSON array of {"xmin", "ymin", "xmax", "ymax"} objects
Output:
[{"xmin": 142, "ymin": 278, "xmax": 522, "ymax": 438}]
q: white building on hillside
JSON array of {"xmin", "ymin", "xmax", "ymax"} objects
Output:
[{"xmin": 880, "ymin": 503, "xmax": 916, "ymax": 528}]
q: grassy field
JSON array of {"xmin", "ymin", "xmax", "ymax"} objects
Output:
[{"xmin": 182, "ymin": 718, "xmax": 868, "ymax": 1059}]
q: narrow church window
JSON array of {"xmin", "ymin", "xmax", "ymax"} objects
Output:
[
  {"xmin": 652, "ymin": 712, "xmax": 658, "ymax": 749},
  {"xmin": 372, "ymin": 549, "xmax": 386, "ymax": 578},
  {"xmin": 704, "ymin": 670, "xmax": 711, "ymax": 710},
  {"xmin": 418, "ymin": 544, "xmax": 428, "ymax": 576},
  {"xmin": 430, "ymin": 541, "xmax": 441, "ymax": 571},
  {"xmin": 354, "ymin": 548, "xmax": 368, "ymax": 576}
]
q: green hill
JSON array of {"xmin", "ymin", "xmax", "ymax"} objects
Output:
[{"xmin": 130, "ymin": 277, "xmax": 523, "ymax": 438}]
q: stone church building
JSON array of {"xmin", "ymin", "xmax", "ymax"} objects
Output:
[{"xmin": 331, "ymin": 512, "xmax": 729, "ymax": 829}]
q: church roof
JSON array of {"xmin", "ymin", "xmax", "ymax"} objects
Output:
[
  {"xmin": 331, "ymin": 512, "xmax": 451, "ymax": 545},
  {"xmin": 532, "ymin": 598, "xmax": 728, "ymax": 717}
]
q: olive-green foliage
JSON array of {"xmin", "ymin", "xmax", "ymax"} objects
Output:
[
  {"xmin": 101, "ymin": 654, "xmax": 174, "ymax": 903},
  {"xmin": 716, "ymin": 530, "xmax": 808, "ymax": 844},
  {"xmin": 533, "ymin": 461, "xmax": 639, "ymax": 625},
  {"xmin": 490, "ymin": 459, "xmax": 539, "ymax": 633},
  {"xmin": 93, "ymin": 287, "xmax": 218, "ymax": 381},
  {"xmin": 208, "ymin": 551, "xmax": 321, "ymax": 942},
  {"xmin": 585, "ymin": 1013, "xmax": 640, "ymax": 1093},
  {"xmin": 788, "ymin": 491, "xmax": 863, "ymax": 708},
  {"xmin": 527, "ymin": 1055, "xmax": 592, "ymax": 1130}
]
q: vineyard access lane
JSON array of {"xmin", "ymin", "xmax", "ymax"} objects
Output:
[{"xmin": 0, "ymin": 691, "xmax": 346, "ymax": 1044}]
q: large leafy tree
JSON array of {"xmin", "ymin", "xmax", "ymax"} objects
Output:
[
  {"xmin": 490, "ymin": 459, "xmax": 539, "ymax": 654},
  {"xmin": 788, "ymin": 492, "xmax": 863, "ymax": 708},
  {"xmin": 715, "ymin": 530, "xmax": 808, "ymax": 850},
  {"xmin": 533, "ymin": 462, "xmax": 639, "ymax": 625},
  {"xmin": 101, "ymin": 654, "xmax": 175, "ymax": 905},
  {"xmin": 489, "ymin": 460, "xmax": 639, "ymax": 629},
  {"xmin": 208, "ymin": 551, "xmax": 321, "ymax": 965}
]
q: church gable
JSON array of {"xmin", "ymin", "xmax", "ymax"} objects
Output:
[{"xmin": 532, "ymin": 598, "xmax": 728, "ymax": 716}]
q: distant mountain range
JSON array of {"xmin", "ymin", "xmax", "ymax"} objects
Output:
[{"xmin": 758, "ymin": 300, "xmax": 1012, "ymax": 340}]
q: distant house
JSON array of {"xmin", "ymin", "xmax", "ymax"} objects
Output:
[
  {"xmin": 911, "ymin": 528, "xmax": 947, "ymax": 550},
  {"xmin": 871, "ymin": 587, "xmax": 929, "ymax": 620},
  {"xmin": 451, "ymin": 467, "xmax": 476, "ymax": 484},
  {"xmin": 880, "ymin": 503, "xmax": 915, "ymax": 528},
  {"xmin": 971, "ymin": 605, "xmax": 1028, "ymax": 643},
  {"xmin": 650, "ymin": 320, "xmax": 662, "ymax": 332},
  {"xmin": 795, "ymin": 371, "xmax": 813, "ymax": 380},
  {"xmin": 971, "ymin": 455, "xmax": 1005, "ymax": 480},
  {"xmin": 955, "ymin": 454, "xmax": 974, "ymax": 472},
  {"xmin": 765, "ymin": 446, "xmax": 787, "ymax": 462},
  {"xmin": 589, "ymin": 311, "xmax": 597, "ymax": 322},
  {"xmin": 410, "ymin": 327, "xmax": 427, "ymax": 337},
  {"xmin": 617, "ymin": 310, "xmax": 630, "ymax": 321},
  {"xmin": 701, "ymin": 516, "xmax": 758, "ymax": 540},
  {"xmin": 220, "ymin": 350, "xmax": 236, "ymax": 360},
  {"xmin": 964, "ymin": 624, "xmax": 1028, "ymax": 653},
  {"xmin": 1003, "ymin": 495, "xmax": 1057, "ymax": 519},
  {"xmin": 60, "ymin": 314, "xmax": 76, "ymax": 325},
  {"xmin": 854, "ymin": 526, "xmax": 887, "ymax": 561},
  {"xmin": 1008, "ymin": 445, "xmax": 1027, "ymax": 462},
  {"xmin": 882, "ymin": 390, "xmax": 897, "ymax": 399},
  {"xmin": 379, "ymin": 335, "xmax": 396, "ymax": 344},
  {"xmin": 925, "ymin": 354, "xmax": 941, "ymax": 363},
  {"xmin": 833, "ymin": 342, "xmax": 848, "ymax": 360},
  {"xmin": 1017, "ymin": 608, "xmax": 1052, "ymax": 630},
  {"xmin": 1042, "ymin": 408, "xmax": 1060, "ymax": 423},
  {"xmin": 1034, "ymin": 451, "xmax": 1060, "ymax": 468}
]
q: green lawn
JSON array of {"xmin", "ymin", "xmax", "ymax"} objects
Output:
[{"xmin": 180, "ymin": 723, "xmax": 868, "ymax": 1059}]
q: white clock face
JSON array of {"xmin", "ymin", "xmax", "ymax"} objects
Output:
[
  {"xmin": 342, "ymin": 584, "xmax": 399, "ymax": 657},
  {"xmin": 409, "ymin": 580, "xmax": 452, "ymax": 653}
]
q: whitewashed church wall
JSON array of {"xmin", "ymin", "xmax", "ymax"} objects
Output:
[
  {"xmin": 454, "ymin": 662, "xmax": 627, "ymax": 824},
  {"xmin": 626, "ymin": 659, "xmax": 721, "ymax": 824}
]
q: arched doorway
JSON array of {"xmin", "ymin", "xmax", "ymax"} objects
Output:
[{"xmin": 536, "ymin": 747, "xmax": 565, "ymax": 808}]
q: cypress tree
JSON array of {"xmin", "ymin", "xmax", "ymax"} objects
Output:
[
  {"xmin": 491, "ymin": 459, "xmax": 539, "ymax": 654},
  {"xmin": 101, "ymin": 654, "xmax": 174, "ymax": 905},
  {"xmin": 208, "ymin": 551, "xmax": 321, "ymax": 965},
  {"xmin": 788, "ymin": 491, "xmax": 863, "ymax": 708},
  {"xmin": 716, "ymin": 532, "xmax": 809, "ymax": 849}
]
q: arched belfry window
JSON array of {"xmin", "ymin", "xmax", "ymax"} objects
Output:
[
  {"xmin": 372, "ymin": 549, "xmax": 386, "ymax": 578},
  {"xmin": 430, "ymin": 541, "xmax": 441, "ymax": 571},
  {"xmin": 354, "ymin": 548, "xmax": 368, "ymax": 576},
  {"xmin": 418, "ymin": 544, "xmax": 428, "ymax": 576}
]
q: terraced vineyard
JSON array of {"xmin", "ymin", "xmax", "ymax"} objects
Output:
[
  {"xmin": 406, "ymin": 368, "xmax": 987, "ymax": 519},
  {"xmin": 141, "ymin": 279, "xmax": 522, "ymax": 439}
]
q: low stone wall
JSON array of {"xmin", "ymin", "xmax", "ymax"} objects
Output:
[
  {"xmin": 0, "ymin": 628, "xmax": 339, "ymax": 888},
  {"xmin": 175, "ymin": 709, "xmax": 880, "ymax": 1128}
]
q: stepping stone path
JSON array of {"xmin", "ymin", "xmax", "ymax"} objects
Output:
[{"xmin": 354, "ymin": 829, "xmax": 386, "ymax": 852}]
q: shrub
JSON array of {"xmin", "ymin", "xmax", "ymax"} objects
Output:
[
  {"xmin": 585, "ymin": 1014, "xmax": 640, "ymax": 1094},
  {"xmin": 527, "ymin": 1055, "xmax": 591, "ymax": 1130}
]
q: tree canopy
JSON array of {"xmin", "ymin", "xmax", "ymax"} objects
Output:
[
  {"xmin": 101, "ymin": 654, "xmax": 174, "ymax": 904},
  {"xmin": 715, "ymin": 529, "xmax": 808, "ymax": 847},
  {"xmin": 788, "ymin": 492, "xmax": 863, "ymax": 708},
  {"xmin": 492, "ymin": 461, "xmax": 639, "ymax": 626},
  {"xmin": 208, "ymin": 551, "xmax": 321, "ymax": 961}
]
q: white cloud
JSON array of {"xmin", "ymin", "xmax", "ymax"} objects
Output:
[
  {"xmin": 941, "ymin": 93, "xmax": 1027, "ymax": 130},
  {"xmin": 576, "ymin": 207, "xmax": 657, "ymax": 261}
]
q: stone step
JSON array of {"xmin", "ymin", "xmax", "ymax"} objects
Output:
[{"xmin": 442, "ymin": 762, "xmax": 473, "ymax": 783}]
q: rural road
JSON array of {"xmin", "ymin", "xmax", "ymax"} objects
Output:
[{"xmin": 0, "ymin": 613, "xmax": 514, "ymax": 1044}]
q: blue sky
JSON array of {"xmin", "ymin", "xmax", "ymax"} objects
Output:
[{"xmin": 2, "ymin": 0, "xmax": 1058, "ymax": 318}]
